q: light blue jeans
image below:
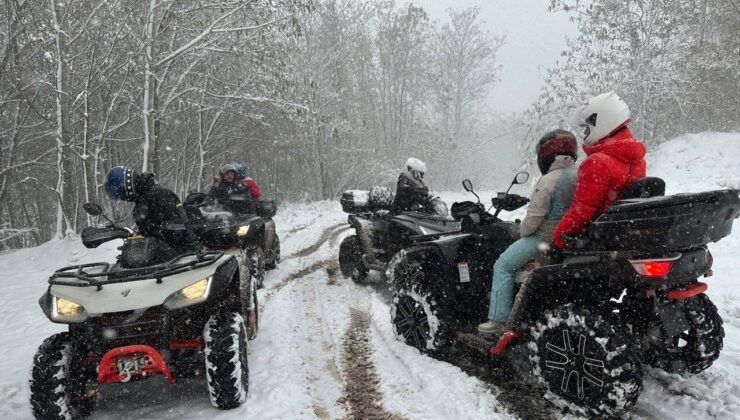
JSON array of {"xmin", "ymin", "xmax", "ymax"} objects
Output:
[{"xmin": 487, "ymin": 235, "xmax": 541, "ymax": 322}]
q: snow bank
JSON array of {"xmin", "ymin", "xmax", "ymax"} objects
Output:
[{"xmin": 647, "ymin": 132, "xmax": 740, "ymax": 193}]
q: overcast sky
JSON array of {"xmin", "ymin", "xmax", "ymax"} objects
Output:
[{"xmin": 408, "ymin": 0, "xmax": 579, "ymax": 114}]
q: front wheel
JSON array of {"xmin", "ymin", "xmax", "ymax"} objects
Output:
[
  {"xmin": 29, "ymin": 333, "xmax": 96, "ymax": 419},
  {"xmin": 644, "ymin": 293, "xmax": 724, "ymax": 374},
  {"xmin": 390, "ymin": 261, "xmax": 450, "ymax": 354},
  {"xmin": 529, "ymin": 305, "xmax": 642, "ymax": 418},
  {"xmin": 204, "ymin": 311, "xmax": 249, "ymax": 409}
]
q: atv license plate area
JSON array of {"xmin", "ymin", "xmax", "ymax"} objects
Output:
[
  {"xmin": 116, "ymin": 355, "xmax": 149, "ymax": 381},
  {"xmin": 458, "ymin": 262, "xmax": 470, "ymax": 283}
]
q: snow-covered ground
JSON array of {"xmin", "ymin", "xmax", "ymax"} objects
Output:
[{"xmin": 0, "ymin": 132, "xmax": 739, "ymax": 419}]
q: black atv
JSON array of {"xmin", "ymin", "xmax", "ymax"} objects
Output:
[
  {"xmin": 338, "ymin": 186, "xmax": 460, "ymax": 283},
  {"xmin": 185, "ymin": 191, "xmax": 280, "ymax": 288},
  {"xmin": 388, "ymin": 175, "xmax": 740, "ymax": 418},
  {"xmin": 29, "ymin": 203, "xmax": 257, "ymax": 419}
]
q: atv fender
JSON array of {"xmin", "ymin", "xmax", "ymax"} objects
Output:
[
  {"xmin": 210, "ymin": 255, "xmax": 239, "ymax": 297},
  {"xmin": 508, "ymin": 259, "xmax": 612, "ymax": 328},
  {"xmin": 348, "ymin": 215, "xmax": 377, "ymax": 264}
]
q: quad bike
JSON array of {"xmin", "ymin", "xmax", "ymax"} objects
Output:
[
  {"xmin": 185, "ymin": 191, "xmax": 281, "ymax": 288},
  {"xmin": 29, "ymin": 202, "xmax": 258, "ymax": 419},
  {"xmin": 388, "ymin": 174, "xmax": 740, "ymax": 418},
  {"xmin": 338, "ymin": 186, "xmax": 460, "ymax": 283}
]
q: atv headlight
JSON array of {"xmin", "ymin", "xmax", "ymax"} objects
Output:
[
  {"xmin": 49, "ymin": 295, "xmax": 89, "ymax": 323},
  {"xmin": 237, "ymin": 225, "xmax": 249, "ymax": 237},
  {"xmin": 163, "ymin": 277, "xmax": 212, "ymax": 309},
  {"xmin": 180, "ymin": 278, "xmax": 210, "ymax": 300}
]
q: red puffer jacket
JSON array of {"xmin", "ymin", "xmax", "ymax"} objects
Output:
[
  {"xmin": 552, "ymin": 127, "xmax": 646, "ymax": 249},
  {"xmin": 242, "ymin": 177, "xmax": 261, "ymax": 199}
]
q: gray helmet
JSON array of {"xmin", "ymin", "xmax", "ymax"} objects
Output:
[{"xmin": 219, "ymin": 163, "xmax": 238, "ymax": 175}]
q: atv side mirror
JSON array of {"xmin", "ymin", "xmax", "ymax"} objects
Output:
[
  {"xmin": 83, "ymin": 202, "xmax": 104, "ymax": 216},
  {"xmin": 462, "ymin": 179, "xmax": 480, "ymax": 203},
  {"xmin": 462, "ymin": 179, "xmax": 474, "ymax": 192},
  {"xmin": 513, "ymin": 172, "xmax": 529, "ymax": 185},
  {"xmin": 83, "ymin": 202, "xmax": 115, "ymax": 226}
]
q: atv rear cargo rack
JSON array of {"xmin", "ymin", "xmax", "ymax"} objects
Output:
[{"xmin": 48, "ymin": 251, "xmax": 224, "ymax": 290}]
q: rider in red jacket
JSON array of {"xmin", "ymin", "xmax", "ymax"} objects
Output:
[{"xmin": 552, "ymin": 92, "xmax": 647, "ymax": 249}]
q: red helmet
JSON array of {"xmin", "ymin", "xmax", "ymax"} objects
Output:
[{"xmin": 536, "ymin": 129, "xmax": 578, "ymax": 174}]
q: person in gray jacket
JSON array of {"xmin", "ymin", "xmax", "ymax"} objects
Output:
[{"xmin": 478, "ymin": 129, "xmax": 578, "ymax": 334}]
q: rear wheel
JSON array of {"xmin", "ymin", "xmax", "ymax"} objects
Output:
[
  {"xmin": 390, "ymin": 260, "xmax": 450, "ymax": 354},
  {"xmin": 29, "ymin": 333, "xmax": 96, "ymax": 419},
  {"xmin": 529, "ymin": 305, "xmax": 642, "ymax": 418},
  {"xmin": 247, "ymin": 247, "xmax": 266, "ymax": 289},
  {"xmin": 204, "ymin": 311, "xmax": 249, "ymax": 409},
  {"xmin": 266, "ymin": 235, "xmax": 280, "ymax": 270},
  {"xmin": 644, "ymin": 293, "xmax": 724, "ymax": 374},
  {"xmin": 339, "ymin": 235, "xmax": 368, "ymax": 283}
]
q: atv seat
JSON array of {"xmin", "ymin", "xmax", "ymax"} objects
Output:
[{"xmin": 620, "ymin": 177, "xmax": 665, "ymax": 199}]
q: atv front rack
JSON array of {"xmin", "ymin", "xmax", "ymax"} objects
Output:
[{"xmin": 49, "ymin": 251, "xmax": 224, "ymax": 290}]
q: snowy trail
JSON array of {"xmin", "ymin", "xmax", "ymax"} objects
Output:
[{"xmin": 2, "ymin": 133, "xmax": 740, "ymax": 420}]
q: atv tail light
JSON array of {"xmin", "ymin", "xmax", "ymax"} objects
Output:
[{"xmin": 629, "ymin": 255, "xmax": 680, "ymax": 278}]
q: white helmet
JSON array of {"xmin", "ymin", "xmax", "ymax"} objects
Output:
[
  {"xmin": 573, "ymin": 92, "xmax": 631, "ymax": 145},
  {"xmin": 405, "ymin": 157, "xmax": 427, "ymax": 181}
]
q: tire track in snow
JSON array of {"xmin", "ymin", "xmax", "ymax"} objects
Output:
[
  {"xmin": 300, "ymin": 271, "xmax": 345, "ymax": 419},
  {"xmin": 285, "ymin": 222, "xmax": 348, "ymax": 259},
  {"xmin": 339, "ymin": 308, "xmax": 403, "ymax": 420},
  {"xmin": 261, "ymin": 258, "xmax": 332, "ymax": 308},
  {"xmin": 262, "ymin": 225, "xmax": 349, "ymax": 307}
]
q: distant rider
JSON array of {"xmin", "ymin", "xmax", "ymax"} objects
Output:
[
  {"xmin": 552, "ymin": 92, "xmax": 647, "ymax": 250},
  {"xmin": 392, "ymin": 158, "xmax": 431, "ymax": 213},
  {"xmin": 209, "ymin": 163, "xmax": 255, "ymax": 214},
  {"xmin": 103, "ymin": 166, "xmax": 197, "ymax": 252},
  {"xmin": 478, "ymin": 130, "xmax": 578, "ymax": 334}
]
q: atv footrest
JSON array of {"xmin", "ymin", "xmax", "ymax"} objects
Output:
[
  {"xmin": 455, "ymin": 330, "xmax": 526, "ymax": 356},
  {"xmin": 455, "ymin": 331, "xmax": 497, "ymax": 354}
]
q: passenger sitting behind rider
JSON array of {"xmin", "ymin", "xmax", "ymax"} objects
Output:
[
  {"xmin": 478, "ymin": 130, "xmax": 578, "ymax": 334},
  {"xmin": 393, "ymin": 158, "xmax": 431, "ymax": 213},
  {"xmin": 552, "ymin": 92, "xmax": 647, "ymax": 250},
  {"xmin": 232, "ymin": 160, "xmax": 262, "ymax": 199}
]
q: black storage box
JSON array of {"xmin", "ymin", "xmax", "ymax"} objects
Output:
[
  {"xmin": 341, "ymin": 190, "xmax": 370, "ymax": 214},
  {"xmin": 585, "ymin": 189, "xmax": 740, "ymax": 251},
  {"xmin": 256, "ymin": 200, "xmax": 277, "ymax": 218}
]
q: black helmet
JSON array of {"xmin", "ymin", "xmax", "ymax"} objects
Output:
[{"xmin": 536, "ymin": 129, "xmax": 578, "ymax": 174}]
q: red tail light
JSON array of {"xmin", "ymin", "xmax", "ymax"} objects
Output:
[{"xmin": 630, "ymin": 255, "xmax": 680, "ymax": 278}]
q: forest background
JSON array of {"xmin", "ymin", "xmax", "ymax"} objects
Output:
[{"xmin": 1, "ymin": 0, "xmax": 738, "ymax": 248}]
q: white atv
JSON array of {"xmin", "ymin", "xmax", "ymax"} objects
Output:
[{"xmin": 29, "ymin": 203, "xmax": 257, "ymax": 419}]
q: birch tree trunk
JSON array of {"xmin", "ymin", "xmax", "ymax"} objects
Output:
[{"xmin": 50, "ymin": 0, "xmax": 73, "ymax": 237}]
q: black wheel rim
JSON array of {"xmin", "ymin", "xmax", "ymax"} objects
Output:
[
  {"xmin": 395, "ymin": 295, "xmax": 431, "ymax": 350},
  {"xmin": 543, "ymin": 329, "xmax": 605, "ymax": 399}
]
